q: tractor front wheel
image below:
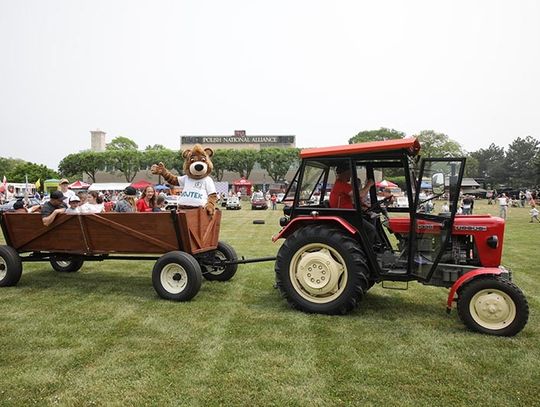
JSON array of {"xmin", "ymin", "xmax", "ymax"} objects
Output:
[
  {"xmin": 275, "ymin": 225, "xmax": 370, "ymax": 315},
  {"xmin": 457, "ymin": 276, "xmax": 529, "ymax": 336}
]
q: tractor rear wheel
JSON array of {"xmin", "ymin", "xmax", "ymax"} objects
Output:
[
  {"xmin": 275, "ymin": 225, "xmax": 369, "ymax": 315},
  {"xmin": 457, "ymin": 276, "xmax": 529, "ymax": 336},
  {"xmin": 0, "ymin": 245, "xmax": 22, "ymax": 287},
  {"xmin": 153, "ymin": 251, "xmax": 202, "ymax": 301},
  {"xmin": 201, "ymin": 241, "xmax": 238, "ymax": 281}
]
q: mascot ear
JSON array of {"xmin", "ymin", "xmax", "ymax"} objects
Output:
[
  {"xmin": 204, "ymin": 148, "xmax": 214, "ymax": 158},
  {"xmin": 182, "ymin": 149, "xmax": 192, "ymax": 159}
]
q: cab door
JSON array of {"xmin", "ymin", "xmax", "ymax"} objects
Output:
[{"xmin": 408, "ymin": 158, "xmax": 465, "ymax": 280}]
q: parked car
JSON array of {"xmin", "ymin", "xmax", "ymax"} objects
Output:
[
  {"xmin": 251, "ymin": 196, "xmax": 268, "ymax": 210},
  {"xmin": 0, "ymin": 197, "xmax": 41, "ymax": 213},
  {"xmin": 226, "ymin": 196, "xmax": 241, "ymax": 210}
]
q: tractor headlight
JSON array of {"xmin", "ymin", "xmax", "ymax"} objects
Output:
[{"xmin": 487, "ymin": 235, "xmax": 498, "ymax": 249}]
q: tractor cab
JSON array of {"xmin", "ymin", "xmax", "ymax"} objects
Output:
[
  {"xmin": 276, "ymin": 138, "xmax": 465, "ymax": 282},
  {"xmin": 274, "ymin": 138, "xmax": 528, "ymax": 336}
]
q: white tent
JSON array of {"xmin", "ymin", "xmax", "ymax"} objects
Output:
[{"xmin": 88, "ymin": 182, "xmax": 130, "ymax": 191}]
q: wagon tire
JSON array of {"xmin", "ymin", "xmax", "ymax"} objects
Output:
[
  {"xmin": 457, "ymin": 276, "xmax": 529, "ymax": 336},
  {"xmin": 275, "ymin": 225, "xmax": 369, "ymax": 315},
  {"xmin": 0, "ymin": 245, "xmax": 22, "ymax": 287},
  {"xmin": 50, "ymin": 256, "xmax": 84, "ymax": 273},
  {"xmin": 153, "ymin": 251, "xmax": 202, "ymax": 301},
  {"xmin": 201, "ymin": 241, "xmax": 238, "ymax": 281}
]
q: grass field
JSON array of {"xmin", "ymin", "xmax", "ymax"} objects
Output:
[{"xmin": 0, "ymin": 201, "xmax": 538, "ymax": 406}]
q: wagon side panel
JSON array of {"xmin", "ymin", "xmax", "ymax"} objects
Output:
[
  {"xmin": 2, "ymin": 213, "xmax": 88, "ymax": 253},
  {"xmin": 83, "ymin": 212, "xmax": 180, "ymax": 254}
]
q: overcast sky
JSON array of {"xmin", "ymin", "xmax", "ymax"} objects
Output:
[{"xmin": 1, "ymin": 0, "xmax": 539, "ymax": 170}]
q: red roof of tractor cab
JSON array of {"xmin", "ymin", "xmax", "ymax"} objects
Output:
[{"xmin": 300, "ymin": 138, "xmax": 421, "ymax": 159}]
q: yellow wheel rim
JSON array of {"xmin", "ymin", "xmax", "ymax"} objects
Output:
[
  {"xmin": 289, "ymin": 243, "xmax": 347, "ymax": 304},
  {"xmin": 469, "ymin": 288, "xmax": 516, "ymax": 330}
]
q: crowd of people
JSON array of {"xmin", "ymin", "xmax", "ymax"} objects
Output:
[{"xmin": 1, "ymin": 179, "xmax": 171, "ymax": 226}]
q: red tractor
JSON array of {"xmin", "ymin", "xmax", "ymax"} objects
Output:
[{"xmin": 273, "ymin": 138, "xmax": 529, "ymax": 336}]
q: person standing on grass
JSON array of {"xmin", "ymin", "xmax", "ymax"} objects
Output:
[
  {"xmin": 530, "ymin": 204, "xmax": 540, "ymax": 223},
  {"xmin": 497, "ymin": 193, "xmax": 509, "ymax": 220},
  {"xmin": 270, "ymin": 193, "xmax": 277, "ymax": 210}
]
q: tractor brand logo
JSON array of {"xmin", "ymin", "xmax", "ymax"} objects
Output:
[
  {"xmin": 417, "ymin": 224, "xmax": 435, "ymax": 230},
  {"xmin": 454, "ymin": 225, "xmax": 488, "ymax": 231}
]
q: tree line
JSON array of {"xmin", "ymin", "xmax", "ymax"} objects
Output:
[
  {"xmin": 349, "ymin": 128, "xmax": 540, "ymax": 189},
  {"xmin": 2, "ymin": 131, "xmax": 538, "ymax": 189}
]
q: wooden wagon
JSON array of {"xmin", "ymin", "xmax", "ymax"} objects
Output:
[{"xmin": 0, "ymin": 208, "xmax": 238, "ymax": 301}]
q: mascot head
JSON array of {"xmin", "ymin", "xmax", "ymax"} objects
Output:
[{"xmin": 182, "ymin": 144, "xmax": 214, "ymax": 180}]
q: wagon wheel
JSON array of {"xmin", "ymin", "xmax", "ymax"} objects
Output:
[
  {"xmin": 457, "ymin": 276, "xmax": 529, "ymax": 336},
  {"xmin": 0, "ymin": 245, "xmax": 22, "ymax": 287},
  {"xmin": 201, "ymin": 241, "xmax": 238, "ymax": 282},
  {"xmin": 152, "ymin": 251, "xmax": 202, "ymax": 301},
  {"xmin": 50, "ymin": 255, "xmax": 84, "ymax": 273}
]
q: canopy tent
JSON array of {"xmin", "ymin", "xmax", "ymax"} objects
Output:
[
  {"xmin": 420, "ymin": 181, "xmax": 432, "ymax": 190},
  {"xmin": 233, "ymin": 177, "xmax": 252, "ymax": 196},
  {"xmin": 154, "ymin": 184, "xmax": 170, "ymax": 191},
  {"xmin": 376, "ymin": 180, "xmax": 398, "ymax": 188},
  {"xmin": 68, "ymin": 180, "xmax": 90, "ymax": 189},
  {"xmin": 88, "ymin": 183, "xmax": 130, "ymax": 192},
  {"xmin": 131, "ymin": 180, "xmax": 152, "ymax": 189}
]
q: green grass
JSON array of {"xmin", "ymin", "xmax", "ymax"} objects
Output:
[{"xmin": 0, "ymin": 201, "xmax": 538, "ymax": 406}]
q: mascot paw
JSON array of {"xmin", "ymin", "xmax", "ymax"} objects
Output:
[
  {"xmin": 205, "ymin": 203, "xmax": 215, "ymax": 217},
  {"xmin": 151, "ymin": 162, "xmax": 165, "ymax": 175}
]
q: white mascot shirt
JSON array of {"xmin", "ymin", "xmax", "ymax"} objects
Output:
[{"xmin": 177, "ymin": 175, "xmax": 216, "ymax": 207}]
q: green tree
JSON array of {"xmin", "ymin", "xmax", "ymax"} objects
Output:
[
  {"xmin": 504, "ymin": 136, "xmax": 540, "ymax": 187},
  {"xmin": 145, "ymin": 144, "xmax": 167, "ymax": 151},
  {"xmin": 141, "ymin": 149, "xmax": 183, "ymax": 179},
  {"xmin": 469, "ymin": 144, "xmax": 507, "ymax": 187},
  {"xmin": 105, "ymin": 150, "xmax": 144, "ymax": 182},
  {"xmin": 0, "ymin": 157, "xmax": 26, "ymax": 178},
  {"xmin": 463, "ymin": 155, "xmax": 479, "ymax": 178},
  {"xmin": 258, "ymin": 148, "xmax": 300, "ymax": 183},
  {"xmin": 229, "ymin": 149, "xmax": 258, "ymax": 179},
  {"xmin": 349, "ymin": 128, "xmax": 405, "ymax": 144},
  {"xmin": 211, "ymin": 149, "xmax": 235, "ymax": 181},
  {"xmin": 413, "ymin": 130, "xmax": 464, "ymax": 158},
  {"xmin": 106, "ymin": 136, "xmax": 138, "ymax": 151},
  {"xmin": 7, "ymin": 162, "xmax": 59, "ymax": 184},
  {"xmin": 59, "ymin": 151, "xmax": 107, "ymax": 183}
]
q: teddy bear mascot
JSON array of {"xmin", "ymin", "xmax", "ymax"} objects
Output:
[{"xmin": 151, "ymin": 144, "xmax": 218, "ymax": 216}]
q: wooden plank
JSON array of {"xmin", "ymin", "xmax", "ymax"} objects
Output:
[{"xmin": 87, "ymin": 214, "xmax": 178, "ymax": 252}]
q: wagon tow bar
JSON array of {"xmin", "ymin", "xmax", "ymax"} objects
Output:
[{"xmin": 212, "ymin": 256, "xmax": 277, "ymax": 267}]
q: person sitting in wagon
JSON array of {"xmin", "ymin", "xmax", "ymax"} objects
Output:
[{"xmin": 41, "ymin": 190, "xmax": 67, "ymax": 226}]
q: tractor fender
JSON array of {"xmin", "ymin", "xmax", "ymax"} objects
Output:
[
  {"xmin": 272, "ymin": 216, "xmax": 358, "ymax": 242},
  {"xmin": 446, "ymin": 268, "xmax": 503, "ymax": 312}
]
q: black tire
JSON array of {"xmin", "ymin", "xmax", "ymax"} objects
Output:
[
  {"xmin": 275, "ymin": 225, "xmax": 370, "ymax": 315},
  {"xmin": 0, "ymin": 245, "xmax": 23, "ymax": 287},
  {"xmin": 152, "ymin": 251, "xmax": 202, "ymax": 301},
  {"xmin": 50, "ymin": 256, "xmax": 84, "ymax": 273},
  {"xmin": 457, "ymin": 276, "xmax": 529, "ymax": 336},
  {"xmin": 201, "ymin": 241, "xmax": 238, "ymax": 281},
  {"xmin": 253, "ymin": 220, "xmax": 265, "ymax": 225}
]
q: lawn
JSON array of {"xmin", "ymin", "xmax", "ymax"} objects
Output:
[{"xmin": 0, "ymin": 201, "xmax": 538, "ymax": 406}]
